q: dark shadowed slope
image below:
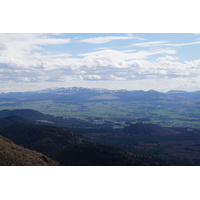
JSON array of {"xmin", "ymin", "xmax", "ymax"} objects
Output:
[
  {"xmin": 54, "ymin": 142, "xmax": 165, "ymax": 166},
  {"xmin": 0, "ymin": 116, "xmax": 28, "ymax": 128},
  {"xmin": 0, "ymin": 124, "xmax": 83, "ymax": 158},
  {"xmin": 84, "ymin": 123, "xmax": 178, "ymax": 140},
  {"xmin": 0, "ymin": 136, "xmax": 59, "ymax": 166},
  {"xmin": 122, "ymin": 123, "xmax": 178, "ymax": 136},
  {"xmin": 0, "ymin": 124, "xmax": 166, "ymax": 166}
]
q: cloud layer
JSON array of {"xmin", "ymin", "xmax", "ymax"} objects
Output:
[{"xmin": 0, "ymin": 33, "xmax": 200, "ymax": 92}]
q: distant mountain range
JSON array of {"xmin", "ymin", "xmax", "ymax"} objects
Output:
[
  {"xmin": 1, "ymin": 87, "xmax": 200, "ymax": 129},
  {"xmin": 1, "ymin": 87, "xmax": 200, "ymax": 102}
]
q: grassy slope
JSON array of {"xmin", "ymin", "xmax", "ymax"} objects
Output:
[{"xmin": 0, "ymin": 135, "xmax": 59, "ymax": 166}]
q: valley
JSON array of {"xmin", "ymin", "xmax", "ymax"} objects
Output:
[
  {"xmin": 0, "ymin": 87, "xmax": 200, "ymax": 128},
  {"xmin": 1, "ymin": 87, "xmax": 200, "ymax": 166}
]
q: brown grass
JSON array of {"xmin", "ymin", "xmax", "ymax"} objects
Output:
[{"xmin": 0, "ymin": 136, "xmax": 59, "ymax": 166}]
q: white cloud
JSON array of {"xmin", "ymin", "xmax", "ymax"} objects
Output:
[
  {"xmin": 166, "ymin": 41, "xmax": 200, "ymax": 47},
  {"xmin": 185, "ymin": 59, "xmax": 200, "ymax": 68},
  {"xmin": 123, "ymin": 49, "xmax": 137, "ymax": 53},
  {"xmin": 0, "ymin": 34, "xmax": 71, "ymax": 53},
  {"xmin": 84, "ymin": 75, "xmax": 102, "ymax": 80},
  {"xmin": 78, "ymin": 49, "xmax": 176, "ymax": 61},
  {"xmin": 108, "ymin": 75, "xmax": 125, "ymax": 80},
  {"xmin": 132, "ymin": 41, "xmax": 168, "ymax": 47},
  {"xmin": 131, "ymin": 39, "xmax": 200, "ymax": 48},
  {"xmin": 0, "ymin": 33, "xmax": 71, "ymax": 65},
  {"xmin": 156, "ymin": 56, "xmax": 179, "ymax": 62},
  {"xmin": 0, "ymin": 34, "xmax": 73, "ymax": 74},
  {"xmin": 79, "ymin": 35, "xmax": 144, "ymax": 44}
]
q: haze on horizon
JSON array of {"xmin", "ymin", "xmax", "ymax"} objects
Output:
[{"xmin": 1, "ymin": 33, "xmax": 200, "ymax": 93}]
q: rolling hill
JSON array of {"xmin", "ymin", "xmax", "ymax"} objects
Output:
[{"xmin": 122, "ymin": 123, "xmax": 178, "ymax": 136}]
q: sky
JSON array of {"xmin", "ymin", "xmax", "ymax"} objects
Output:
[{"xmin": 1, "ymin": 33, "xmax": 200, "ymax": 92}]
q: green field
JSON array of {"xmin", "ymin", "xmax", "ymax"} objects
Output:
[{"xmin": 1, "ymin": 98, "xmax": 200, "ymax": 128}]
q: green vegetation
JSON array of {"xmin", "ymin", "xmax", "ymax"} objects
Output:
[{"xmin": 1, "ymin": 99, "xmax": 200, "ymax": 128}]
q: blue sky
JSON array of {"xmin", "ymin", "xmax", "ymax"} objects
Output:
[{"xmin": 0, "ymin": 33, "xmax": 200, "ymax": 92}]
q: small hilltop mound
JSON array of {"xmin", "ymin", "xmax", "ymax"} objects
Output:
[{"xmin": 123, "ymin": 123, "xmax": 178, "ymax": 136}]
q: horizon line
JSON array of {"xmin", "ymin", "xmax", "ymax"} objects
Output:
[{"xmin": 1, "ymin": 86, "xmax": 200, "ymax": 94}]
